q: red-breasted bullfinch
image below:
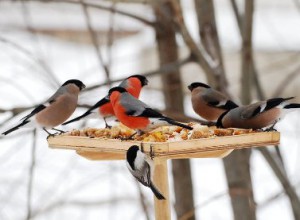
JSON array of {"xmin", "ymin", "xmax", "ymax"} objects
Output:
[
  {"xmin": 63, "ymin": 75, "xmax": 148, "ymax": 128},
  {"xmin": 188, "ymin": 82, "xmax": 238, "ymax": 121},
  {"xmin": 126, "ymin": 145, "xmax": 165, "ymax": 200},
  {"xmin": 108, "ymin": 87, "xmax": 193, "ymax": 134},
  {"xmin": 216, "ymin": 97, "xmax": 300, "ymax": 130},
  {"xmin": 2, "ymin": 79, "xmax": 85, "ymax": 136}
]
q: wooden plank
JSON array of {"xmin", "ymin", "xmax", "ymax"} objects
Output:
[
  {"xmin": 163, "ymin": 149, "xmax": 234, "ymax": 159},
  {"xmin": 78, "ymin": 149, "xmax": 234, "ymax": 160},
  {"xmin": 48, "ymin": 131, "xmax": 280, "ymax": 160},
  {"xmin": 76, "ymin": 150, "xmax": 124, "ymax": 160},
  {"xmin": 160, "ymin": 132, "xmax": 280, "ymax": 156},
  {"xmin": 75, "ymin": 149, "xmax": 233, "ymax": 161},
  {"xmin": 153, "ymin": 158, "xmax": 170, "ymax": 220}
]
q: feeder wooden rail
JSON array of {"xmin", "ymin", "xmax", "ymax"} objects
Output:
[{"xmin": 48, "ymin": 131, "xmax": 280, "ymax": 220}]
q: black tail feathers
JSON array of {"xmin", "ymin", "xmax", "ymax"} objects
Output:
[
  {"xmin": 150, "ymin": 182, "xmax": 165, "ymax": 200},
  {"xmin": 284, "ymin": 103, "xmax": 300, "ymax": 109},
  {"xmin": 224, "ymin": 100, "xmax": 239, "ymax": 110},
  {"xmin": 265, "ymin": 97, "xmax": 295, "ymax": 111},
  {"xmin": 2, "ymin": 120, "xmax": 30, "ymax": 135},
  {"xmin": 163, "ymin": 118, "xmax": 193, "ymax": 130},
  {"xmin": 63, "ymin": 97, "xmax": 110, "ymax": 125},
  {"xmin": 62, "ymin": 111, "xmax": 92, "ymax": 125}
]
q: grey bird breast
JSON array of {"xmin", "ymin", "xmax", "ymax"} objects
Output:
[
  {"xmin": 120, "ymin": 93, "xmax": 148, "ymax": 116},
  {"xmin": 35, "ymin": 93, "xmax": 78, "ymax": 128}
]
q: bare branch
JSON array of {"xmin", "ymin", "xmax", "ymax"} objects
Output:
[
  {"xmin": 135, "ymin": 181, "xmax": 150, "ymax": 220},
  {"xmin": 31, "ymin": 197, "xmax": 135, "ymax": 218},
  {"xmin": 258, "ymin": 182, "xmax": 300, "ymax": 209},
  {"xmin": 194, "ymin": 0, "xmax": 228, "ymax": 93},
  {"xmin": 83, "ymin": 54, "xmax": 192, "ymax": 92},
  {"xmin": 20, "ymin": 0, "xmax": 60, "ymax": 88},
  {"xmin": 272, "ymin": 65, "xmax": 300, "ymax": 97},
  {"xmin": 167, "ymin": 0, "xmax": 218, "ymax": 87},
  {"xmin": 106, "ymin": 2, "xmax": 116, "ymax": 70},
  {"xmin": 230, "ymin": 0, "xmax": 242, "ymax": 32},
  {"xmin": 257, "ymin": 148, "xmax": 300, "ymax": 219},
  {"xmin": 26, "ymin": 128, "xmax": 37, "ymax": 220},
  {"xmin": 0, "ymin": 37, "xmax": 59, "ymax": 88},
  {"xmin": 26, "ymin": 0, "xmax": 155, "ymax": 26},
  {"xmin": 80, "ymin": 0, "xmax": 111, "ymax": 84},
  {"xmin": 179, "ymin": 191, "xmax": 227, "ymax": 220},
  {"xmin": 101, "ymin": 0, "xmax": 151, "ymax": 3},
  {"xmin": 230, "ymin": 0, "xmax": 265, "ymax": 101}
]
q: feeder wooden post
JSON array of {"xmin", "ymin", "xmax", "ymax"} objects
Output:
[{"xmin": 153, "ymin": 158, "xmax": 171, "ymax": 220}]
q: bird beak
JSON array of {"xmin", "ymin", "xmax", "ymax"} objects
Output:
[
  {"xmin": 144, "ymin": 78, "xmax": 149, "ymax": 86},
  {"xmin": 188, "ymin": 85, "xmax": 192, "ymax": 91},
  {"xmin": 81, "ymin": 84, "xmax": 86, "ymax": 90}
]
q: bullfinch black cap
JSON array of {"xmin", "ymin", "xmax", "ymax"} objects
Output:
[
  {"xmin": 188, "ymin": 82, "xmax": 210, "ymax": 91},
  {"xmin": 108, "ymin": 87, "xmax": 127, "ymax": 95},
  {"xmin": 128, "ymin": 75, "xmax": 149, "ymax": 87},
  {"xmin": 62, "ymin": 79, "xmax": 86, "ymax": 90}
]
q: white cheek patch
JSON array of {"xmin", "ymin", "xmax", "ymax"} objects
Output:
[{"xmin": 134, "ymin": 151, "xmax": 147, "ymax": 170}]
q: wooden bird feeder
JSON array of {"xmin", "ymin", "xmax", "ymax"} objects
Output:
[{"xmin": 48, "ymin": 131, "xmax": 280, "ymax": 220}]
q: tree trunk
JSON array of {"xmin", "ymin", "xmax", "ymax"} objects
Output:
[
  {"xmin": 223, "ymin": 150, "xmax": 256, "ymax": 220},
  {"xmin": 153, "ymin": 2, "xmax": 195, "ymax": 219},
  {"xmin": 194, "ymin": 0, "xmax": 227, "ymax": 92},
  {"xmin": 195, "ymin": 1, "xmax": 257, "ymax": 219},
  {"xmin": 241, "ymin": 0, "xmax": 254, "ymax": 105}
]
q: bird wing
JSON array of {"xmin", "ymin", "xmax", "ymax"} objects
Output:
[
  {"xmin": 45, "ymin": 86, "xmax": 67, "ymax": 104},
  {"xmin": 21, "ymin": 86, "xmax": 67, "ymax": 121},
  {"xmin": 240, "ymin": 97, "xmax": 294, "ymax": 119},
  {"xmin": 118, "ymin": 78, "xmax": 129, "ymax": 88},
  {"xmin": 20, "ymin": 105, "xmax": 46, "ymax": 121},
  {"xmin": 202, "ymin": 89, "xmax": 238, "ymax": 110},
  {"xmin": 240, "ymin": 102, "xmax": 265, "ymax": 119},
  {"xmin": 128, "ymin": 161, "xmax": 151, "ymax": 187},
  {"xmin": 120, "ymin": 93, "xmax": 162, "ymax": 118}
]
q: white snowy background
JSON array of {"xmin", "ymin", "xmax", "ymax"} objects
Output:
[{"xmin": 0, "ymin": 0, "xmax": 300, "ymax": 219}]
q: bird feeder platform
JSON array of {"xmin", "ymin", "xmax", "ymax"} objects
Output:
[{"xmin": 48, "ymin": 131, "xmax": 280, "ymax": 220}]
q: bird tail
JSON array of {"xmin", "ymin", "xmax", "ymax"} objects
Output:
[
  {"xmin": 224, "ymin": 100, "xmax": 239, "ymax": 109},
  {"xmin": 150, "ymin": 182, "xmax": 165, "ymax": 200},
  {"xmin": 63, "ymin": 97, "xmax": 110, "ymax": 125},
  {"xmin": 265, "ymin": 97, "xmax": 295, "ymax": 110},
  {"xmin": 162, "ymin": 117, "xmax": 193, "ymax": 130},
  {"xmin": 2, "ymin": 120, "xmax": 30, "ymax": 135},
  {"xmin": 284, "ymin": 103, "xmax": 300, "ymax": 109},
  {"xmin": 62, "ymin": 111, "xmax": 92, "ymax": 125}
]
